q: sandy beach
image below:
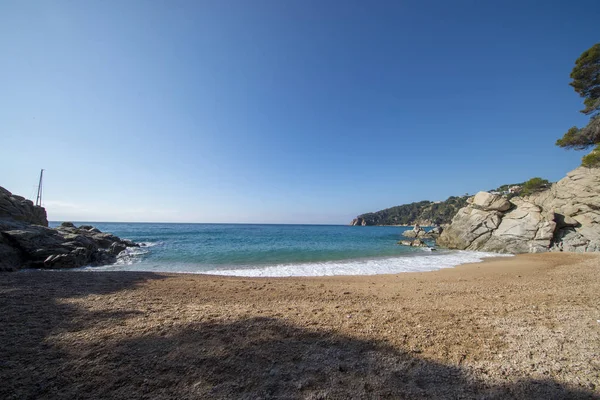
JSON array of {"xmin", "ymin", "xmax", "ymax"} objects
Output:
[{"xmin": 1, "ymin": 253, "xmax": 599, "ymax": 399}]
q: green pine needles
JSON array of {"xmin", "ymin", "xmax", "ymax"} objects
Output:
[{"xmin": 556, "ymin": 43, "xmax": 600, "ymax": 167}]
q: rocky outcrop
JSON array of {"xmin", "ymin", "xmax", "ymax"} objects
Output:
[
  {"xmin": 350, "ymin": 196, "xmax": 469, "ymax": 226},
  {"xmin": 0, "ymin": 219, "xmax": 139, "ymax": 271},
  {"xmin": 438, "ymin": 166, "xmax": 600, "ymax": 253},
  {"xmin": 397, "ymin": 238, "xmax": 432, "ymax": 248},
  {"xmin": 402, "ymin": 224, "xmax": 424, "ymax": 238},
  {"xmin": 0, "ymin": 185, "xmax": 138, "ymax": 271},
  {"xmin": 531, "ymin": 167, "xmax": 600, "ymax": 252},
  {"xmin": 0, "ymin": 186, "xmax": 48, "ymax": 226},
  {"xmin": 403, "ymin": 224, "xmax": 443, "ymax": 239}
]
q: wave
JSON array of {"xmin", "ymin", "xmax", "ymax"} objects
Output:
[
  {"xmin": 198, "ymin": 251, "xmax": 512, "ymax": 277},
  {"xmin": 138, "ymin": 241, "xmax": 160, "ymax": 247},
  {"xmin": 115, "ymin": 247, "xmax": 151, "ymax": 265}
]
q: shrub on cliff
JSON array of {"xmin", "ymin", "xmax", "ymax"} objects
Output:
[
  {"xmin": 556, "ymin": 43, "xmax": 600, "ymax": 167},
  {"xmin": 581, "ymin": 146, "xmax": 600, "ymax": 167},
  {"xmin": 520, "ymin": 177, "xmax": 550, "ymax": 196}
]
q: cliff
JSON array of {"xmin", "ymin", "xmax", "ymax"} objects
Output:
[
  {"xmin": 351, "ymin": 196, "xmax": 468, "ymax": 226},
  {"xmin": 437, "ymin": 166, "xmax": 600, "ymax": 253},
  {"xmin": 0, "ymin": 186, "xmax": 48, "ymax": 226},
  {"xmin": 0, "ymin": 185, "xmax": 138, "ymax": 271}
]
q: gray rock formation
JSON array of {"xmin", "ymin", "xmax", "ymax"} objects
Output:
[
  {"xmin": 350, "ymin": 217, "xmax": 368, "ymax": 226},
  {"xmin": 437, "ymin": 166, "xmax": 600, "ymax": 253},
  {"xmin": 403, "ymin": 224, "xmax": 443, "ymax": 239},
  {"xmin": 397, "ymin": 238, "xmax": 431, "ymax": 248},
  {"xmin": 0, "ymin": 186, "xmax": 48, "ymax": 226},
  {"xmin": 402, "ymin": 224, "xmax": 423, "ymax": 238},
  {"xmin": 0, "ymin": 185, "xmax": 138, "ymax": 271}
]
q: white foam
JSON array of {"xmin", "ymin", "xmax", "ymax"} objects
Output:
[
  {"xmin": 138, "ymin": 241, "xmax": 160, "ymax": 247},
  {"xmin": 199, "ymin": 251, "xmax": 512, "ymax": 277},
  {"xmin": 114, "ymin": 247, "xmax": 150, "ymax": 265}
]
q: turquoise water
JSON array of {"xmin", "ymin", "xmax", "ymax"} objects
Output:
[{"xmin": 49, "ymin": 222, "xmax": 506, "ymax": 276}]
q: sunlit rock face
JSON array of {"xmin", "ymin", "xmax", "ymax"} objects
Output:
[{"xmin": 438, "ymin": 167, "xmax": 600, "ymax": 253}]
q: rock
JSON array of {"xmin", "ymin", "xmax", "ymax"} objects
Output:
[
  {"xmin": 429, "ymin": 226, "xmax": 443, "ymax": 235},
  {"xmin": 350, "ymin": 217, "xmax": 370, "ymax": 226},
  {"xmin": 404, "ymin": 224, "xmax": 443, "ymax": 240},
  {"xmin": 0, "ymin": 234, "xmax": 23, "ymax": 271},
  {"xmin": 397, "ymin": 239, "xmax": 430, "ymax": 248},
  {"xmin": 109, "ymin": 242, "xmax": 127, "ymax": 256},
  {"xmin": 472, "ymin": 192, "xmax": 512, "ymax": 212},
  {"xmin": 122, "ymin": 239, "xmax": 137, "ymax": 247},
  {"xmin": 0, "ymin": 186, "xmax": 138, "ymax": 271},
  {"xmin": 0, "ymin": 187, "xmax": 48, "ymax": 226},
  {"xmin": 411, "ymin": 239, "xmax": 428, "ymax": 247},
  {"xmin": 437, "ymin": 208, "xmax": 502, "ymax": 250},
  {"xmin": 403, "ymin": 224, "xmax": 423, "ymax": 238},
  {"xmin": 554, "ymin": 213, "xmax": 579, "ymax": 228},
  {"xmin": 438, "ymin": 166, "xmax": 600, "ymax": 254}
]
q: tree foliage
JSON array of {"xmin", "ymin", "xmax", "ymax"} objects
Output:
[
  {"xmin": 581, "ymin": 144, "xmax": 600, "ymax": 167},
  {"xmin": 520, "ymin": 177, "xmax": 550, "ymax": 196},
  {"xmin": 569, "ymin": 43, "xmax": 600, "ymax": 116},
  {"xmin": 556, "ymin": 117, "xmax": 600, "ymax": 150},
  {"xmin": 556, "ymin": 43, "xmax": 600, "ymax": 164},
  {"xmin": 356, "ymin": 196, "xmax": 469, "ymax": 226}
]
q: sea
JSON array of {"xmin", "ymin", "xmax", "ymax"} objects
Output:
[{"xmin": 48, "ymin": 222, "xmax": 509, "ymax": 277}]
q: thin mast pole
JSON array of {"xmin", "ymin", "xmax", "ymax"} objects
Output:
[{"xmin": 35, "ymin": 169, "xmax": 44, "ymax": 207}]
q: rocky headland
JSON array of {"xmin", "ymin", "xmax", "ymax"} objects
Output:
[
  {"xmin": 350, "ymin": 196, "xmax": 468, "ymax": 226},
  {"xmin": 0, "ymin": 186, "xmax": 138, "ymax": 271},
  {"xmin": 438, "ymin": 166, "xmax": 600, "ymax": 253}
]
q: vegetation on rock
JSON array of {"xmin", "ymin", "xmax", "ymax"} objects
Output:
[
  {"xmin": 353, "ymin": 196, "xmax": 468, "ymax": 226},
  {"xmin": 520, "ymin": 177, "xmax": 550, "ymax": 196},
  {"xmin": 556, "ymin": 43, "xmax": 600, "ymax": 166},
  {"xmin": 581, "ymin": 145, "xmax": 600, "ymax": 167}
]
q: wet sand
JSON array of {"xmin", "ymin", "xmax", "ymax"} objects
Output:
[{"xmin": 1, "ymin": 253, "xmax": 599, "ymax": 399}]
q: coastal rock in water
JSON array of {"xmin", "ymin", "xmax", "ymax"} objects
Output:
[
  {"xmin": 0, "ymin": 185, "xmax": 139, "ymax": 271},
  {"xmin": 429, "ymin": 225, "xmax": 443, "ymax": 235},
  {"xmin": 402, "ymin": 224, "xmax": 424, "ymax": 238},
  {"xmin": 403, "ymin": 224, "xmax": 442, "ymax": 240},
  {"xmin": 411, "ymin": 239, "xmax": 428, "ymax": 247},
  {"xmin": 396, "ymin": 238, "xmax": 430, "ymax": 248},
  {"xmin": 350, "ymin": 217, "xmax": 369, "ymax": 226},
  {"xmin": 438, "ymin": 166, "xmax": 600, "ymax": 253}
]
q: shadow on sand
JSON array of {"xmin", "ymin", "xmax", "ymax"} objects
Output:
[{"xmin": 0, "ymin": 271, "xmax": 597, "ymax": 399}]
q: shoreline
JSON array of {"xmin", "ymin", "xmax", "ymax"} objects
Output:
[
  {"xmin": 55, "ymin": 248, "xmax": 515, "ymax": 278},
  {"xmin": 2, "ymin": 252, "xmax": 599, "ymax": 398}
]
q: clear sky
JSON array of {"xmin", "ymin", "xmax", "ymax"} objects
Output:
[{"xmin": 1, "ymin": 1, "xmax": 598, "ymax": 224}]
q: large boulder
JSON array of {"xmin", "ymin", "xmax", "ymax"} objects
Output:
[
  {"xmin": 0, "ymin": 186, "xmax": 48, "ymax": 226},
  {"xmin": 531, "ymin": 167, "xmax": 600, "ymax": 252},
  {"xmin": 471, "ymin": 192, "xmax": 512, "ymax": 212},
  {"xmin": 438, "ymin": 166, "xmax": 600, "ymax": 254},
  {"xmin": 0, "ymin": 186, "xmax": 139, "ymax": 271},
  {"xmin": 402, "ymin": 224, "xmax": 423, "ymax": 238},
  {"xmin": 436, "ymin": 207, "xmax": 502, "ymax": 250},
  {"xmin": 0, "ymin": 219, "xmax": 139, "ymax": 271}
]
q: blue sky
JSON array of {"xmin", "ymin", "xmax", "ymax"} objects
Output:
[{"xmin": 1, "ymin": 1, "xmax": 598, "ymax": 223}]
